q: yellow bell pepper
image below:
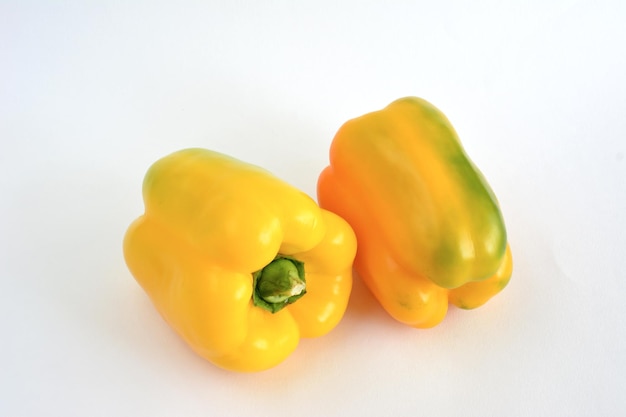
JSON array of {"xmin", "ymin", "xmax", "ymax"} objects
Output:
[
  {"xmin": 317, "ymin": 97, "xmax": 512, "ymax": 328},
  {"xmin": 123, "ymin": 148, "xmax": 356, "ymax": 372}
]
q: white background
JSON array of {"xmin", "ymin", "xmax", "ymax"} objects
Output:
[{"xmin": 1, "ymin": 1, "xmax": 625, "ymax": 416}]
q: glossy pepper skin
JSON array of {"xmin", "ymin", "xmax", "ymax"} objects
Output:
[
  {"xmin": 317, "ymin": 97, "xmax": 512, "ymax": 328},
  {"xmin": 124, "ymin": 148, "xmax": 356, "ymax": 372}
]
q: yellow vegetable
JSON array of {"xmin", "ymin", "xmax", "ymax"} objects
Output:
[{"xmin": 124, "ymin": 148, "xmax": 356, "ymax": 371}]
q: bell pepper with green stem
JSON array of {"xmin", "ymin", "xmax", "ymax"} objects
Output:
[
  {"xmin": 124, "ymin": 148, "xmax": 356, "ymax": 372},
  {"xmin": 317, "ymin": 97, "xmax": 512, "ymax": 328}
]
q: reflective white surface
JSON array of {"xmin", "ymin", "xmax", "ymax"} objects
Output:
[{"xmin": 1, "ymin": 1, "xmax": 625, "ymax": 415}]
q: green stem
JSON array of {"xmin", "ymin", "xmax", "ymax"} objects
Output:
[{"xmin": 252, "ymin": 256, "xmax": 306, "ymax": 313}]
